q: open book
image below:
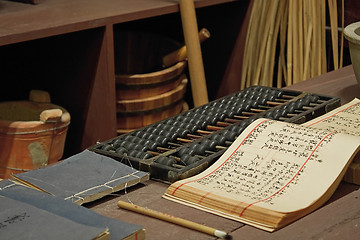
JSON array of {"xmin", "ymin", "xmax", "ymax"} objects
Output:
[{"xmin": 163, "ymin": 98, "xmax": 360, "ymax": 232}]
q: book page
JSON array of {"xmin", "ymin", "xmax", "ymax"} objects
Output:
[
  {"xmin": 303, "ymin": 98, "xmax": 360, "ymax": 136},
  {"xmin": 167, "ymin": 118, "xmax": 360, "ymax": 213}
]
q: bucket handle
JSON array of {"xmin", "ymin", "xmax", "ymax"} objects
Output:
[{"xmin": 40, "ymin": 109, "xmax": 70, "ymax": 124}]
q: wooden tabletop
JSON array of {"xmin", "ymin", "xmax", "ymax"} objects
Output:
[{"xmin": 87, "ymin": 65, "xmax": 360, "ymax": 240}]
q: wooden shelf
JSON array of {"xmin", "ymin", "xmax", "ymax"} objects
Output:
[
  {"xmin": 0, "ymin": 0, "xmax": 250, "ymax": 157},
  {"xmin": 0, "ymin": 0, "xmax": 240, "ymax": 45}
]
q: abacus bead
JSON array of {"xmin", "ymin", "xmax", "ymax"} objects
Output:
[
  {"xmin": 102, "ymin": 144, "xmax": 115, "ymax": 151},
  {"xmin": 257, "ymin": 94, "xmax": 268, "ymax": 105},
  {"xmin": 116, "ymin": 147, "xmax": 128, "ymax": 155},
  {"xmin": 134, "ymin": 144, "xmax": 149, "ymax": 152},
  {"xmin": 302, "ymin": 96, "xmax": 311, "ymax": 106},
  {"xmin": 158, "ymin": 136, "xmax": 170, "ymax": 146},
  {"xmin": 161, "ymin": 131, "xmax": 172, "ymax": 139},
  {"xmin": 190, "ymin": 118, "xmax": 207, "ymax": 129},
  {"xmin": 123, "ymin": 141, "xmax": 135, "ymax": 150},
  {"xmin": 177, "ymin": 128, "xmax": 190, "ymax": 138},
  {"xmin": 229, "ymin": 125, "xmax": 244, "ymax": 135},
  {"xmin": 148, "ymin": 141, "xmax": 160, "ymax": 151},
  {"xmin": 204, "ymin": 115, "xmax": 218, "ymax": 125},
  {"xmin": 279, "ymin": 108, "xmax": 289, "ymax": 117},
  {"xmin": 264, "ymin": 111, "xmax": 273, "ymax": 118},
  {"xmin": 211, "ymin": 134, "xmax": 226, "ymax": 146},
  {"xmin": 180, "ymin": 154, "xmax": 191, "ymax": 164},
  {"xmin": 189, "ymin": 143, "xmax": 205, "ymax": 155},
  {"xmin": 222, "ymin": 130, "xmax": 237, "ymax": 142},
  {"xmin": 294, "ymin": 99, "xmax": 304, "ymax": 109},
  {"xmin": 132, "ymin": 130, "xmax": 144, "ymax": 137},
  {"xmin": 128, "ymin": 149, "xmax": 140, "ymax": 157},
  {"xmin": 207, "ymin": 139, "xmax": 218, "ymax": 150},
  {"xmin": 200, "ymin": 138, "xmax": 210, "ymax": 146},
  {"xmin": 186, "ymin": 148, "xmax": 196, "ymax": 156},
  {"xmin": 177, "ymin": 147, "xmax": 190, "ymax": 157},
  {"xmin": 175, "ymin": 115, "xmax": 186, "ymax": 122},
  {"xmin": 309, "ymin": 95, "xmax": 320, "ymax": 103},
  {"xmin": 239, "ymin": 120, "xmax": 250, "ymax": 128},
  {"xmin": 185, "ymin": 156, "xmax": 200, "ymax": 165},
  {"xmin": 143, "ymin": 152, "xmax": 153, "ymax": 159},
  {"xmin": 195, "ymin": 144, "xmax": 206, "ymax": 155},
  {"xmin": 286, "ymin": 102, "xmax": 296, "ymax": 113},
  {"xmin": 141, "ymin": 132, "xmax": 152, "ymax": 140},
  {"xmin": 112, "ymin": 138, "xmax": 123, "ymax": 148},
  {"xmin": 187, "ymin": 123, "xmax": 200, "ymax": 133},
  {"xmin": 165, "ymin": 119, "xmax": 177, "ymax": 126},
  {"xmin": 156, "ymin": 156, "xmax": 176, "ymax": 166},
  {"xmin": 177, "ymin": 122, "xmax": 187, "ymax": 129},
  {"xmin": 271, "ymin": 109, "xmax": 281, "ymax": 120},
  {"xmin": 168, "ymin": 132, "xmax": 180, "ymax": 141},
  {"xmin": 155, "ymin": 156, "xmax": 167, "ymax": 164}
]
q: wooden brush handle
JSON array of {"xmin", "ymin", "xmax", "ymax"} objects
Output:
[{"xmin": 162, "ymin": 28, "xmax": 210, "ymax": 68}]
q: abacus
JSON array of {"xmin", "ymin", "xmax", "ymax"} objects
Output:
[{"xmin": 89, "ymin": 86, "xmax": 340, "ymax": 182}]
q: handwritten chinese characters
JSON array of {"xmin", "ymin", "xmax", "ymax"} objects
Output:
[
  {"xmin": 194, "ymin": 119, "xmax": 335, "ymax": 207},
  {"xmin": 0, "ymin": 212, "xmax": 29, "ymax": 229},
  {"xmin": 304, "ymin": 99, "xmax": 360, "ymax": 136}
]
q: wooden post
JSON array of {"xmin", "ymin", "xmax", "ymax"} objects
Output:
[{"xmin": 179, "ymin": 0, "xmax": 209, "ymax": 107}]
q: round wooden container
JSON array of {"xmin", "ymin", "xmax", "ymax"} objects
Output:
[
  {"xmin": 0, "ymin": 90, "xmax": 70, "ymax": 179},
  {"xmin": 114, "ymin": 31, "xmax": 188, "ymax": 130},
  {"xmin": 116, "ymin": 61, "xmax": 187, "ymax": 100},
  {"xmin": 117, "ymin": 77, "xmax": 188, "ymax": 130}
]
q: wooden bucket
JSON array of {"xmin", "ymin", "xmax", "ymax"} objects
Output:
[
  {"xmin": 114, "ymin": 31, "xmax": 188, "ymax": 131},
  {"xmin": 117, "ymin": 77, "xmax": 188, "ymax": 131},
  {"xmin": 0, "ymin": 90, "xmax": 70, "ymax": 179}
]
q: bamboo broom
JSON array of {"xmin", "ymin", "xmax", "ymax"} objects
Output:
[{"xmin": 240, "ymin": 0, "xmax": 343, "ymax": 89}]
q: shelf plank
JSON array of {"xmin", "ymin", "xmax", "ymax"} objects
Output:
[{"xmin": 0, "ymin": 0, "xmax": 238, "ymax": 45}]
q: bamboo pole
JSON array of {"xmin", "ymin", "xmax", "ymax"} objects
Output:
[
  {"xmin": 339, "ymin": 0, "xmax": 344, "ymax": 68},
  {"xmin": 328, "ymin": 0, "xmax": 339, "ymax": 70},
  {"xmin": 240, "ymin": 0, "xmax": 259, "ymax": 89},
  {"xmin": 251, "ymin": 0, "xmax": 269, "ymax": 86},
  {"xmin": 162, "ymin": 28, "xmax": 210, "ymax": 68},
  {"xmin": 297, "ymin": 0, "xmax": 304, "ymax": 82},
  {"xmin": 321, "ymin": 0, "xmax": 327, "ymax": 73},
  {"xmin": 263, "ymin": 0, "xmax": 283, "ymax": 87},
  {"xmin": 287, "ymin": 0, "xmax": 293, "ymax": 86},
  {"xmin": 277, "ymin": 0, "xmax": 288, "ymax": 88},
  {"xmin": 241, "ymin": 0, "xmax": 340, "ymax": 89},
  {"xmin": 257, "ymin": 0, "xmax": 279, "ymax": 86},
  {"xmin": 179, "ymin": 0, "xmax": 208, "ymax": 107}
]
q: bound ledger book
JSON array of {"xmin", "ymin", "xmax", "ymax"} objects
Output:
[
  {"xmin": 163, "ymin": 98, "xmax": 360, "ymax": 232},
  {"xmin": 11, "ymin": 150, "xmax": 149, "ymax": 205},
  {"xmin": 0, "ymin": 180, "xmax": 145, "ymax": 240}
]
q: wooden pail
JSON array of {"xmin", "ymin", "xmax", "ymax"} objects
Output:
[
  {"xmin": 114, "ymin": 31, "xmax": 188, "ymax": 132},
  {"xmin": 0, "ymin": 90, "xmax": 70, "ymax": 179}
]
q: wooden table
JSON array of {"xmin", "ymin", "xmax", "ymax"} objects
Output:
[{"xmin": 87, "ymin": 65, "xmax": 360, "ymax": 240}]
